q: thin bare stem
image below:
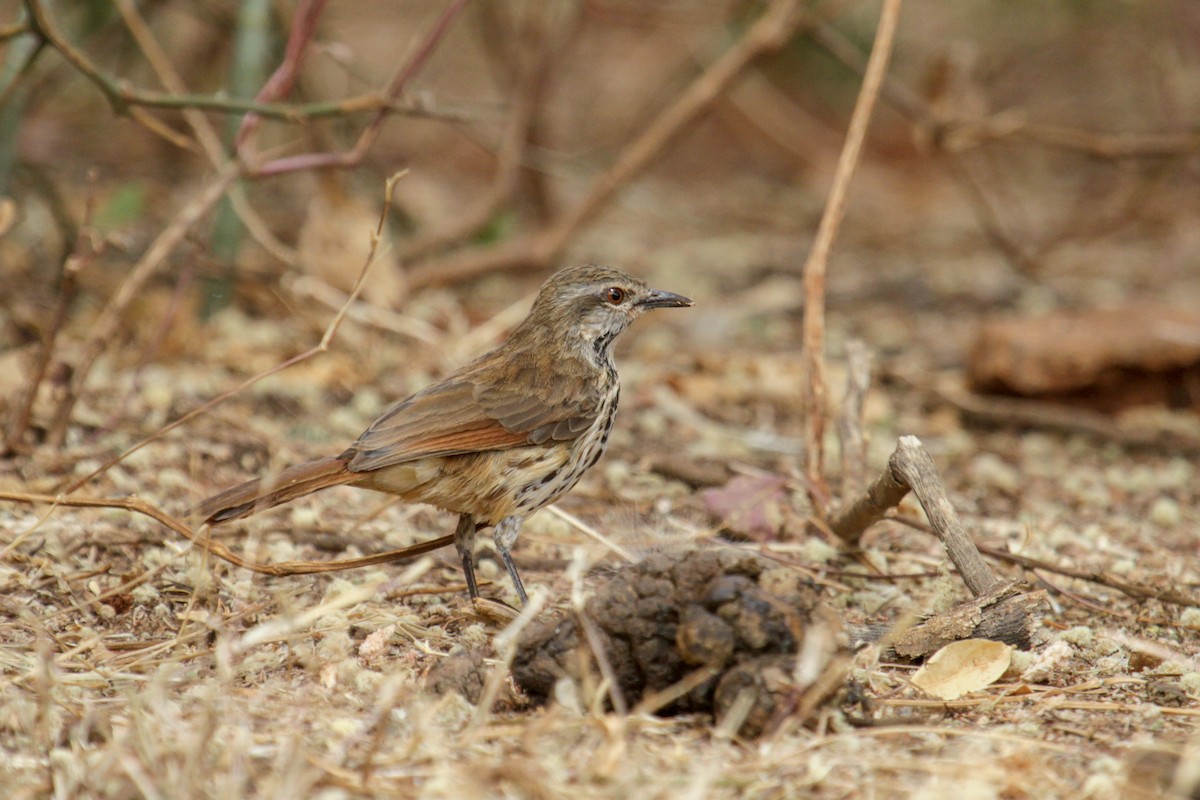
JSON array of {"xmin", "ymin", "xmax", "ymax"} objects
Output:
[
  {"xmin": 0, "ymin": 21, "xmax": 29, "ymax": 42},
  {"xmin": 801, "ymin": 0, "xmax": 902, "ymax": 502},
  {"xmin": 398, "ymin": 3, "xmax": 557, "ymax": 264},
  {"xmin": 538, "ymin": 0, "xmax": 807, "ymax": 256},
  {"xmin": 4, "ymin": 232, "xmax": 86, "ymax": 454},
  {"xmin": 23, "ymin": 0, "xmax": 448, "ymax": 124},
  {"xmin": 114, "ymin": 0, "xmax": 295, "ymax": 265},
  {"xmin": 236, "ymin": 0, "xmax": 329, "ymax": 149}
]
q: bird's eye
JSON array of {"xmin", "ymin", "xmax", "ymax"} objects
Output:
[{"xmin": 605, "ymin": 287, "xmax": 626, "ymax": 305}]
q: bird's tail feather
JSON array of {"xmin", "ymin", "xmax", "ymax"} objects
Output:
[{"xmin": 193, "ymin": 456, "xmax": 354, "ymax": 525}]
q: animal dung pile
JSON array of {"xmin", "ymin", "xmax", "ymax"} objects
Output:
[{"xmin": 431, "ymin": 547, "xmax": 849, "ymax": 736}]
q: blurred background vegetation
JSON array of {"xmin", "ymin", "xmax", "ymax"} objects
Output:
[{"xmin": 1, "ymin": 0, "xmax": 1198, "ymax": 439}]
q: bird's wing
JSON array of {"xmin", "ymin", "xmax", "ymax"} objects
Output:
[{"xmin": 345, "ymin": 360, "xmax": 601, "ymax": 473}]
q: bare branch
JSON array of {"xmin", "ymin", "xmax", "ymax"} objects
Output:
[
  {"xmin": 830, "ymin": 435, "xmax": 1001, "ymax": 598},
  {"xmin": 23, "ymin": 0, "xmax": 453, "ymax": 124},
  {"xmin": 250, "ymin": 0, "xmax": 469, "ymax": 177},
  {"xmin": 47, "ymin": 164, "xmax": 240, "ymax": 448}
]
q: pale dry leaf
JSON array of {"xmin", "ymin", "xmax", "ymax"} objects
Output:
[{"xmin": 911, "ymin": 638, "xmax": 1012, "ymax": 700}]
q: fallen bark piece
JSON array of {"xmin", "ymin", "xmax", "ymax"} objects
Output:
[
  {"xmin": 510, "ymin": 547, "xmax": 847, "ymax": 736},
  {"xmin": 968, "ymin": 306, "xmax": 1200, "ymax": 412},
  {"xmin": 848, "ymin": 581, "xmax": 1046, "ymax": 660}
]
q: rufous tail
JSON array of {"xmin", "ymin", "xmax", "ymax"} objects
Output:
[{"xmin": 193, "ymin": 456, "xmax": 354, "ymax": 525}]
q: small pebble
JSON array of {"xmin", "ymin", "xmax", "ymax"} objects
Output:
[
  {"xmin": 1147, "ymin": 496, "xmax": 1181, "ymax": 528},
  {"xmin": 969, "ymin": 452, "xmax": 1020, "ymax": 494}
]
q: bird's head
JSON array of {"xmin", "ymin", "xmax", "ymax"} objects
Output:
[{"xmin": 519, "ymin": 265, "xmax": 693, "ymax": 364}]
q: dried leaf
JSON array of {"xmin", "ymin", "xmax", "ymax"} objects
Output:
[
  {"xmin": 911, "ymin": 639, "xmax": 1012, "ymax": 700},
  {"xmin": 701, "ymin": 474, "xmax": 788, "ymax": 540}
]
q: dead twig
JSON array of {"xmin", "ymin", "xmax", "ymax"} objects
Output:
[
  {"xmin": 830, "ymin": 435, "xmax": 1001, "ymax": 598},
  {"xmin": 4, "ymin": 229, "xmax": 86, "ymax": 455},
  {"xmin": 806, "ymin": 20, "xmax": 1200, "ymax": 280},
  {"xmin": 935, "ymin": 388, "xmax": 1200, "ymax": 456},
  {"xmin": 468, "ymin": 591, "xmax": 550, "ymax": 729},
  {"xmin": 804, "ymin": 22, "xmax": 1041, "ymax": 275},
  {"xmin": 937, "ymin": 116, "xmax": 1200, "ymax": 160},
  {"xmin": 836, "ymin": 339, "xmax": 873, "ymax": 497},
  {"xmin": 398, "ymin": 2, "xmax": 560, "ymax": 265},
  {"xmin": 809, "ymin": 20, "xmax": 1200, "ymax": 162},
  {"xmin": 114, "ymin": 0, "xmax": 294, "ymax": 265},
  {"xmin": 937, "ymin": 154, "xmax": 1040, "ymax": 274},
  {"xmin": 251, "ymin": 0, "xmax": 468, "ymax": 177},
  {"xmin": 882, "ymin": 511, "xmax": 1200, "ymax": 610},
  {"xmin": 977, "ymin": 544, "xmax": 1200, "ymax": 609},
  {"xmin": 234, "ymin": 0, "xmax": 328, "ymax": 150},
  {"xmin": 568, "ymin": 550, "xmax": 628, "ymax": 716},
  {"xmin": 22, "ymin": 0, "xmax": 449, "ymax": 124},
  {"xmin": 801, "ymin": 0, "xmax": 902, "ymax": 504},
  {"xmin": 0, "ymin": 20, "xmax": 29, "ymax": 42}
]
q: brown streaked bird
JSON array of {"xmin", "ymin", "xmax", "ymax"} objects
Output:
[{"xmin": 193, "ymin": 265, "xmax": 692, "ymax": 605}]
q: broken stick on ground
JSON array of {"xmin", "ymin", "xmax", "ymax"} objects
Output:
[{"xmin": 829, "ymin": 435, "xmax": 1045, "ymax": 658}]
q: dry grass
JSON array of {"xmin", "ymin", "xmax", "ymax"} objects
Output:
[{"xmin": 3, "ymin": 269, "xmax": 1199, "ymax": 797}]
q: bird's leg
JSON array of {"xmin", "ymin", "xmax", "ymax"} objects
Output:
[
  {"xmin": 493, "ymin": 515, "xmax": 528, "ymax": 606},
  {"xmin": 454, "ymin": 514, "xmax": 480, "ymax": 600}
]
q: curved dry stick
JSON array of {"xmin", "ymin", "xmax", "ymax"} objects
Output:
[
  {"xmin": 22, "ymin": 0, "xmax": 447, "ymax": 124},
  {"xmin": 0, "ymin": 489, "xmax": 455, "ymax": 576},
  {"xmin": 235, "ymin": 0, "xmax": 329, "ymax": 149},
  {"xmin": 976, "ymin": 545, "xmax": 1200, "ymax": 609},
  {"xmin": 113, "ymin": 0, "xmax": 295, "ymax": 265},
  {"xmin": 397, "ymin": 4, "xmax": 558, "ymax": 264},
  {"xmin": 4, "ymin": 237, "xmax": 82, "ymax": 454}
]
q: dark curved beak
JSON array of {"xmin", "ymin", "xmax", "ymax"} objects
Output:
[{"xmin": 639, "ymin": 288, "xmax": 694, "ymax": 309}]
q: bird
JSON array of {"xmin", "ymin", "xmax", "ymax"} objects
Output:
[{"xmin": 192, "ymin": 265, "xmax": 693, "ymax": 605}]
